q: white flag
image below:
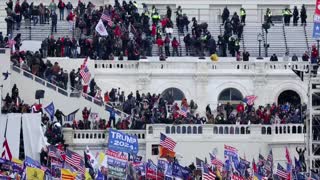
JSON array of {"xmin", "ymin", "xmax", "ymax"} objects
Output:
[{"xmin": 95, "ymin": 19, "xmax": 108, "ymax": 36}]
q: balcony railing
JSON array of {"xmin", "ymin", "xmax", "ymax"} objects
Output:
[
  {"xmin": 95, "ymin": 60, "xmax": 311, "ymax": 72},
  {"xmin": 63, "ymin": 124, "xmax": 305, "ymax": 145},
  {"xmin": 11, "ymin": 65, "xmax": 129, "ymax": 118}
]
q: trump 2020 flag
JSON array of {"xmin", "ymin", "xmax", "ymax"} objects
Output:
[
  {"xmin": 95, "ymin": 19, "xmax": 108, "ymax": 36},
  {"xmin": 44, "ymin": 102, "xmax": 55, "ymax": 121}
]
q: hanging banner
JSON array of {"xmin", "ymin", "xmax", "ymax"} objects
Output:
[
  {"xmin": 108, "ymin": 129, "xmax": 139, "ymax": 154},
  {"xmin": 313, "ymin": 0, "xmax": 320, "ymax": 38},
  {"xmin": 107, "ymin": 150, "xmax": 128, "ymax": 179}
]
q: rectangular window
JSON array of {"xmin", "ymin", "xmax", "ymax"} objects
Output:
[{"xmin": 152, "ymin": 144, "xmax": 159, "ymax": 155}]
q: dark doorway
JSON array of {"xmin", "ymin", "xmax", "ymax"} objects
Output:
[
  {"xmin": 278, "ymin": 90, "xmax": 301, "ymax": 105},
  {"xmin": 161, "ymin": 88, "xmax": 185, "ymax": 102}
]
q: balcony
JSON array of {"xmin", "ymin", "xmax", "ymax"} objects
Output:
[{"xmin": 63, "ymin": 124, "xmax": 305, "ymax": 146}]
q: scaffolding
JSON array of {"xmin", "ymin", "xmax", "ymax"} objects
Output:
[{"xmin": 307, "ymin": 74, "xmax": 320, "ymax": 174}]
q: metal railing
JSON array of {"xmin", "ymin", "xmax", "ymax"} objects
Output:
[{"xmin": 11, "ymin": 64, "xmax": 129, "ymax": 118}]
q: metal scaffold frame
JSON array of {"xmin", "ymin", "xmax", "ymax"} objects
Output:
[{"xmin": 307, "ymin": 74, "xmax": 320, "ymax": 174}]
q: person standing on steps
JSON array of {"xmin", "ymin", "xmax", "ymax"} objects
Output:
[
  {"xmin": 293, "ymin": 6, "xmax": 299, "ymax": 26},
  {"xmin": 51, "ymin": 11, "xmax": 57, "ymax": 33},
  {"xmin": 300, "ymin": 4, "xmax": 307, "ymax": 26},
  {"xmin": 49, "ymin": 0, "xmax": 57, "ymax": 14},
  {"xmin": 58, "ymin": 0, "xmax": 65, "ymax": 21},
  {"xmin": 240, "ymin": 8, "xmax": 246, "ymax": 25}
]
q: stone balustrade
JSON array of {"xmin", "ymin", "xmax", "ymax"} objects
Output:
[
  {"xmin": 63, "ymin": 124, "xmax": 305, "ymax": 145},
  {"xmin": 94, "ymin": 60, "xmax": 311, "ymax": 74}
]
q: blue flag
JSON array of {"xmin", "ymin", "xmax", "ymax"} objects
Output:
[
  {"xmin": 44, "ymin": 102, "xmax": 55, "ymax": 121},
  {"xmin": 96, "ymin": 170, "xmax": 105, "ymax": 180}
]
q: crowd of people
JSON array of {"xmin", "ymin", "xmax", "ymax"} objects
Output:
[{"xmin": 3, "ymin": 0, "xmax": 313, "ymax": 60}]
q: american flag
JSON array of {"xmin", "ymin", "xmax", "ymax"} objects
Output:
[
  {"xmin": 177, "ymin": 109, "xmax": 187, "ymax": 117},
  {"xmin": 276, "ymin": 163, "xmax": 288, "ymax": 179},
  {"xmin": 258, "ymin": 154, "xmax": 266, "ymax": 166},
  {"xmin": 1, "ymin": 138, "xmax": 12, "ymax": 161},
  {"xmin": 202, "ymin": 163, "xmax": 216, "ymax": 180},
  {"xmin": 265, "ymin": 149, "xmax": 273, "ymax": 172},
  {"xmin": 285, "ymin": 147, "xmax": 292, "ymax": 164},
  {"xmin": 101, "ymin": 13, "xmax": 113, "ymax": 26},
  {"xmin": 209, "ymin": 153, "xmax": 224, "ymax": 167},
  {"xmin": 48, "ymin": 145, "xmax": 63, "ymax": 160},
  {"xmin": 65, "ymin": 149, "xmax": 85, "ymax": 174},
  {"xmin": 160, "ymin": 133, "xmax": 176, "ymax": 151},
  {"xmin": 80, "ymin": 65, "xmax": 91, "ymax": 84},
  {"xmin": 243, "ymin": 95, "xmax": 257, "ymax": 106},
  {"xmin": 51, "ymin": 158, "xmax": 62, "ymax": 168}
]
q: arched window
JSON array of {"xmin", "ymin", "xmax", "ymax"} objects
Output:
[
  {"xmin": 278, "ymin": 90, "xmax": 301, "ymax": 106},
  {"xmin": 218, "ymin": 88, "xmax": 243, "ymax": 105},
  {"xmin": 161, "ymin": 88, "xmax": 185, "ymax": 102}
]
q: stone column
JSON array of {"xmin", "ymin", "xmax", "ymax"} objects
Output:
[
  {"xmin": 63, "ymin": 128, "xmax": 74, "ymax": 146},
  {"xmin": 253, "ymin": 62, "xmax": 268, "ymax": 105}
]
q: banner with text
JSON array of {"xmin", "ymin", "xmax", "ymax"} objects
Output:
[
  {"xmin": 108, "ymin": 129, "xmax": 139, "ymax": 154},
  {"xmin": 107, "ymin": 149, "xmax": 128, "ymax": 179}
]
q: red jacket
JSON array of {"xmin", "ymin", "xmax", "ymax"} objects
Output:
[
  {"xmin": 114, "ymin": 25, "xmax": 121, "ymax": 37},
  {"xmin": 172, "ymin": 39, "xmax": 179, "ymax": 48},
  {"xmin": 236, "ymin": 104, "xmax": 244, "ymax": 113},
  {"xmin": 151, "ymin": 25, "xmax": 157, "ymax": 36},
  {"xmin": 156, "ymin": 38, "xmax": 164, "ymax": 47},
  {"xmin": 312, "ymin": 47, "xmax": 318, "ymax": 58}
]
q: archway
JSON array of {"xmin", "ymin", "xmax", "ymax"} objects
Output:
[
  {"xmin": 278, "ymin": 90, "xmax": 301, "ymax": 105},
  {"xmin": 161, "ymin": 87, "xmax": 185, "ymax": 103},
  {"xmin": 218, "ymin": 88, "xmax": 243, "ymax": 105}
]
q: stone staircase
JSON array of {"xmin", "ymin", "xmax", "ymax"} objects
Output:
[
  {"xmin": 12, "ymin": 20, "xmax": 74, "ymax": 41},
  {"xmin": 285, "ymin": 26, "xmax": 308, "ymax": 56},
  {"xmin": 243, "ymin": 23, "xmax": 263, "ymax": 57},
  {"xmin": 263, "ymin": 24, "xmax": 287, "ymax": 57},
  {"xmin": 0, "ymin": 3, "xmax": 7, "ymax": 35}
]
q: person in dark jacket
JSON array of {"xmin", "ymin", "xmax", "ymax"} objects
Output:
[
  {"xmin": 66, "ymin": 1, "xmax": 73, "ymax": 15},
  {"xmin": 293, "ymin": 6, "xmax": 299, "ymax": 26},
  {"xmin": 300, "ymin": 4, "xmax": 307, "ymax": 26},
  {"xmin": 55, "ymin": 109, "xmax": 65, "ymax": 125},
  {"xmin": 207, "ymin": 37, "xmax": 216, "ymax": 55},
  {"xmin": 184, "ymin": 33, "xmax": 192, "ymax": 56},
  {"xmin": 222, "ymin": 6, "xmax": 230, "ymax": 24},
  {"xmin": 69, "ymin": 69, "xmax": 76, "ymax": 88},
  {"xmin": 243, "ymin": 50, "xmax": 250, "ymax": 61},
  {"xmin": 270, "ymin": 54, "xmax": 278, "ymax": 61},
  {"xmin": 58, "ymin": 0, "xmax": 65, "ymax": 20},
  {"xmin": 166, "ymin": 6, "xmax": 172, "ymax": 20},
  {"xmin": 51, "ymin": 11, "xmax": 57, "ymax": 33},
  {"xmin": 6, "ymin": 0, "xmax": 13, "ymax": 10}
]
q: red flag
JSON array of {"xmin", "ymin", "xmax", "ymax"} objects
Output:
[
  {"xmin": 315, "ymin": 0, "xmax": 320, "ymax": 15},
  {"xmin": 252, "ymin": 158, "xmax": 257, "ymax": 174},
  {"xmin": 1, "ymin": 138, "xmax": 12, "ymax": 161},
  {"xmin": 285, "ymin": 147, "xmax": 292, "ymax": 164}
]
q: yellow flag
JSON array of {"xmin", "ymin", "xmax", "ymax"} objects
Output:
[
  {"xmin": 12, "ymin": 158, "xmax": 23, "ymax": 166},
  {"xmin": 97, "ymin": 152, "xmax": 105, "ymax": 165},
  {"xmin": 61, "ymin": 168, "xmax": 77, "ymax": 180},
  {"xmin": 26, "ymin": 167, "xmax": 44, "ymax": 180},
  {"xmin": 85, "ymin": 169, "xmax": 93, "ymax": 180},
  {"xmin": 216, "ymin": 168, "xmax": 222, "ymax": 180}
]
